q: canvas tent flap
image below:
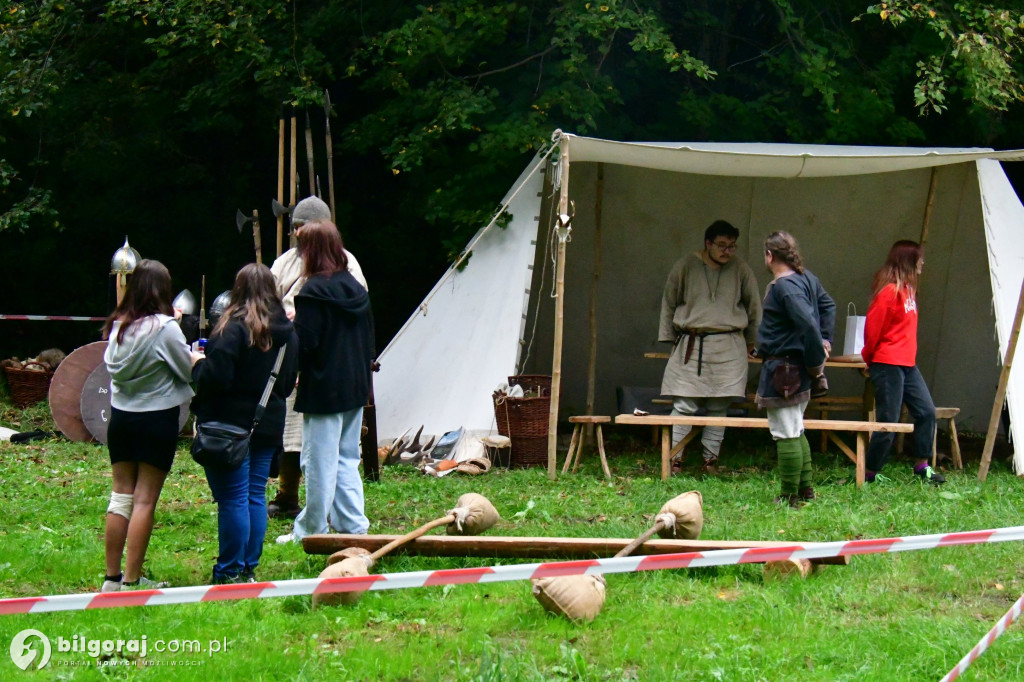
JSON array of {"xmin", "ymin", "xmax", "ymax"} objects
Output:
[
  {"xmin": 374, "ymin": 156, "xmax": 547, "ymax": 441},
  {"xmin": 562, "ymin": 134, "xmax": 1024, "ymax": 178},
  {"xmin": 979, "ymin": 159, "xmax": 1024, "ymax": 473}
]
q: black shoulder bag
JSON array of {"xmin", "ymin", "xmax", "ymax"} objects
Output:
[{"xmin": 191, "ymin": 346, "xmax": 287, "ymax": 470}]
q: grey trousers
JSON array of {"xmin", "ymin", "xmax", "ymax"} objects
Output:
[{"xmin": 671, "ymin": 396, "xmax": 733, "ymax": 460}]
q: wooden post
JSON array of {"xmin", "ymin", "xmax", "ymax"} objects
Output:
[
  {"xmin": 919, "ymin": 167, "xmax": 938, "ymax": 252},
  {"xmin": 546, "ymin": 140, "xmax": 571, "ymax": 480},
  {"xmin": 289, "ymin": 106, "xmax": 298, "ymax": 249},
  {"xmin": 978, "ymin": 275, "xmax": 1024, "ymax": 481},
  {"xmin": 584, "ymin": 163, "xmax": 605, "ymax": 448},
  {"xmin": 276, "ymin": 113, "xmax": 285, "ymax": 258}
]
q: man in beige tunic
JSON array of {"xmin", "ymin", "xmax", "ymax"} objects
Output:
[
  {"xmin": 659, "ymin": 220, "xmax": 761, "ymax": 472},
  {"xmin": 267, "ymin": 196, "xmax": 367, "ymax": 518}
]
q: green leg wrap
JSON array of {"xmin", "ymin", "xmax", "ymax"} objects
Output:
[
  {"xmin": 776, "ymin": 437, "xmax": 803, "ymax": 496},
  {"xmin": 798, "ymin": 433, "xmax": 813, "ymax": 488}
]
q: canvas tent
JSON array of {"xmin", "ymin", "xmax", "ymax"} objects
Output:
[{"xmin": 374, "ymin": 132, "xmax": 1024, "ymax": 474}]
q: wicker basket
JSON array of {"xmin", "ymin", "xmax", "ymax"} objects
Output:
[
  {"xmin": 494, "ymin": 375, "xmax": 551, "ymax": 468},
  {"xmin": 3, "ymin": 363, "xmax": 54, "ymax": 408}
]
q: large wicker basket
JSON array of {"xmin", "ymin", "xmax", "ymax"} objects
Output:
[
  {"xmin": 493, "ymin": 375, "xmax": 551, "ymax": 468},
  {"xmin": 3, "ymin": 363, "xmax": 54, "ymax": 408}
]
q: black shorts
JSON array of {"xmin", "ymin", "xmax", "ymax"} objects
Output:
[{"xmin": 107, "ymin": 406, "xmax": 180, "ymax": 473}]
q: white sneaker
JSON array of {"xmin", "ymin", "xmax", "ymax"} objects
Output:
[
  {"xmin": 123, "ymin": 576, "xmax": 169, "ymax": 590},
  {"xmin": 101, "ymin": 576, "xmax": 123, "ymax": 593},
  {"xmin": 275, "ymin": 532, "xmax": 296, "ymax": 545}
]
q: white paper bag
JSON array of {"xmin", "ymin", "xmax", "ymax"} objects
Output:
[{"xmin": 843, "ymin": 302, "xmax": 866, "ymax": 356}]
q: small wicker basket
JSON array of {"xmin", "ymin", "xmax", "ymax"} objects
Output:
[
  {"xmin": 3, "ymin": 363, "xmax": 54, "ymax": 408},
  {"xmin": 493, "ymin": 375, "xmax": 551, "ymax": 468}
]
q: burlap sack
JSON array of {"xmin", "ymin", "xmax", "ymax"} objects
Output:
[
  {"xmin": 446, "ymin": 493, "xmax": 500, "ymax": 536},
  {"xmin": 531, "ymin": 574, "xmax": 607, "ymax": 622},
  {"xmin": 312, "ymin": 556, "xmax": 372, "ymax": 608},
  {"xmin": 326, "ymin": 546, "xmax": 372, "ymax": 567},
  {"xmin": 655, "ymin": 490, "xmax": 703, "ymax": 540}
]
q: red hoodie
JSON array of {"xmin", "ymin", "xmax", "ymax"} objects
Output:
[{"xmin": 862, "ymin": 283, "xmax": 917, "ymax": 367}]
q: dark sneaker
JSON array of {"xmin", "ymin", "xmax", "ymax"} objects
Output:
[
  {"xmin": 916, "ymin": 465, "xmax": 946, "ymax": 485},
  {"xmin": 267, "ymin": 499, "xmax": 301, "ymax": 519},
  {"xmin": 774, "ymin": 494, "xmax": 802, "ymax": 508},
  {"xmin": 798, "ymin": 486, "xmax": 815, "ymax": 501}
]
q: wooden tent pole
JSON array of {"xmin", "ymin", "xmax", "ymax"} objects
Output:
[
  {"xmin": 276, "ymin": 112, "xmax": 285, "ymax": 258},
  {"xmin": 978, "ymin": 275, "xmax": 1024, "ymax": 481},
  {"xmin": 584, "ymin": 163, "xmax": 605, "ymax": 448},
  {"xmin": 289, "ymin": 106, "xmax": 298, "ymax": 248},
  {"xmin": 919, "ymin": 167, "xmax": 938, "ymax": 252},
  {"xmin": 547, "ymin": 139, "xmax": 572, "ymax": 479}
]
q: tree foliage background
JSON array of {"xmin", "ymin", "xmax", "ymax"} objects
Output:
[{"xmin": 2, "ymin": 0, "xmax": 1024, "ymax": 356}]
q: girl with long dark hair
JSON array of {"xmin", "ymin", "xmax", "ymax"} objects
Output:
[
  {"xmin": 101, "ymin": 259, "xmax": 198, "ymax": 591},
  {"xmin": 191, "ymin": 264, "xmax": 298, "ymax": 583},
  {"xmin": 862, "ymin": 240, "xmax": 943, "ymax": 484}
]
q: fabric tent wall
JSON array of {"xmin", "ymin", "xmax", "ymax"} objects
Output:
[
  {"xmin": 374, "ymin": 158, "xmax": 547, "ymax": 441},
  {"xmin": 521, "ymin": 159, "xmax": 1012, "ymax": 464}
]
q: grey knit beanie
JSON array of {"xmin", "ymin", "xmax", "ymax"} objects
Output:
[{"xmin": 292, "ymin": 196, "xmax": 331, "ymax": 226}]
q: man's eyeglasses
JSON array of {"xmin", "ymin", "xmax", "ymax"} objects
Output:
[{"xmin": 712, "ymin": 242, "xmax": 738, "ymax": 253}]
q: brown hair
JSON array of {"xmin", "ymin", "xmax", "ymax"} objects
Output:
[
  {"xmin": 297, "ymin": 221, "xmax": 348, "ymax": 278},
  {"xmin": 102, "ymin": 259, "xmax": 175, "ymax": 343},
  {"xmin": 764, "ymin": 231, "xmax": 805, "ymax": 274},
  {"xmin": 211, "ymin": 263, "xmax": 282, "ymax": 351},
  {"xmin": 872, "ymin": 240, "xmax": 922, "ymax": 296}
]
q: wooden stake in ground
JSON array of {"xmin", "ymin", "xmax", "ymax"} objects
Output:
[
  {"xmin": 532, "ymin": 491, "xmax": 703, "ymax": 622},
  {"xmin": 313, "ymin": 493, "xmax": 500, "ymax": 608},
  {"xmin": 978, "ymin": 275, "xmax": 1024, "ymax": 481},
  {"xmin": 547, "ymin": 136, "xmax": 572, "ymax": 479},
  {"xmin": 276, "ymin": 110, "xmax": 286, "ymax": 258},
  {"xmin": 289, "ymin": 106, "xmax": 298, "ymax": 249}
]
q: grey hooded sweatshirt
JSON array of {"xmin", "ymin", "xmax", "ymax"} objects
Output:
[{"xmin": 104, "ymin": 314, "xmax": 195, "ymax": 412}]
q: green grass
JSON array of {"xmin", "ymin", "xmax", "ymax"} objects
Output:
[{"xmin": 0, "ymin": 398, "xmax": 1022, "ymax": 681}]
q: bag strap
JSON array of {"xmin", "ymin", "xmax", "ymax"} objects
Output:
[{"xmin": 251, "ymin": 346, "xmax": 288, "ymax": 431}]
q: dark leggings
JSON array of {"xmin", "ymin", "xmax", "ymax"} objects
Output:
[{"xmin": 865, "ymin": 363, "xmax": 936, "ymax": 472}]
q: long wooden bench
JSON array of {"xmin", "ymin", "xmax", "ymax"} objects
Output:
[{"xmin": 614, "ymin": 414, "xmax": 913, "ymax": 487}]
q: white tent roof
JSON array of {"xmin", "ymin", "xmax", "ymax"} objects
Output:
[{"xmin": 376, "ymin": 133, "xmax": 1024, "ymax": 472}]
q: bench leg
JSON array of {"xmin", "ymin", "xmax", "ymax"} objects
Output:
[
  {"xmin": 661, "ymin": 426, "xmax": 670, "ymax": 481},
  {"xmin": 596, "ymin": 424, "xmax": 611, "ymax": 480},
  {"xmin": 950, "ymin": 417, "xmax": 963, "ymax": 470},
  {"xmin": 819, "ymin": 408, "xmax": 829, "ymax": 453},
  {"xmin": 562, "ymin": 424, "xmax": 581, "ymax": 474},
  {"xmin": 856, "ymin": 433, "xmax": 866, "ymax": 488}
]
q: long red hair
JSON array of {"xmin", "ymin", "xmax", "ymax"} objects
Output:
[
  {"xmin": 873, "ymin": 240, "xmax": 922, "ymax": 296},
  {"xmin": 297, "ymin": 221, "xmax": 348, "ymax": 278}
]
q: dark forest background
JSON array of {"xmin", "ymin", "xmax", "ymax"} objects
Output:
[{"xmin": 3, "ymin": 1, "xmax": 1024, "ymax": 359}]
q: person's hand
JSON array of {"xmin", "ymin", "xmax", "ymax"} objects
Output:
[
  {"xmin": 173, "ymin": 307, "xmax": 183, "ymax": 322},
  {"xmin": 286, "ymin": 309, "xmax": 295, "ymax": 321},
  {"xmin": 747, "ymin": 344, "xmax": 758, "ymax": 359},
  {"xmin": 190, "ymin": 351, "xmax": 204, "ymax": 367},
  {"xmin": 822, "ymin": 339, "xmax": 832, "ymax": 359}
]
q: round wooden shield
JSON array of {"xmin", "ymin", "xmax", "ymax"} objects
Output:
[
  {"xmin": 80, "ymin": 363, "xmax": 191, "ymax": 444},
  {"xmin": 48, "ymin": 341, "xmax": 107, "ymax": 442}
]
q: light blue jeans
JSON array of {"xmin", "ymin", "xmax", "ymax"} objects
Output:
[
  {"xmin": 292, "ymin": 407, "xmax": 369, "ymax": 540},
  {"xmin": 204, "ymin": 442, "xmax": 275, "ymax": 581}
]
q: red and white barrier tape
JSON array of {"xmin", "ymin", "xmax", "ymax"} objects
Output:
[
  {"xmin": 940, "ymin": 591, "xmax": 1024, "ymax": 682},
  {"xmin": 1, "ymin": 525, "xmax": 1023, "ymax": 616},
  {"xmin": 0, "ymin": 314, "xmax": 106, "ymax": 322}
]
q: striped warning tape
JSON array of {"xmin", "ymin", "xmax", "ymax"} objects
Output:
[
  {"xmin": 1, "ymin": 525, "xmax": 1023, "ymax": 616},
  {"xmin": 940, "ymin": 591, "xmax": 1024, "ymax": 682},
  {"xmin": 0, "ymin": 314, "xmax": 106, "ymax": 322}
]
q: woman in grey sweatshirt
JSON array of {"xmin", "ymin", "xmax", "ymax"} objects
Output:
[{"xmin": 99, "ymin": 259, "xmax": 199, "ymax": 592}]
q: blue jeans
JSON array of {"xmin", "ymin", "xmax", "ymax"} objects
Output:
[
  {"xmin": 293, "ymin": 407, "xmax": 369, "ymax": 540},
  {"xmin": 204, "ymin": 442, "xmax": 275, "ymax": 581},
  {"xmin": 866, "ymin": 363, "xmax": 936, "ymax": 472}
]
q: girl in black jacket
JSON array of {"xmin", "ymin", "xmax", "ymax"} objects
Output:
[{"xmin": 192, "ymin": 264, "xmax": 299, "ymax": 583}]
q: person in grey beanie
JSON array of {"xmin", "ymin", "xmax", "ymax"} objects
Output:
[{"xmin": 267, "ymin": 196, "xmax": 366, "ymax": 518}]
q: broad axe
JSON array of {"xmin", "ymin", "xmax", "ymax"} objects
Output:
[
  {"xmin": 236, "ymin": 208, "xmax": 262, "ymax": 264},
  {"xmin": 271, "ymin": 199, "xmax": 298, "ymax": 249}
]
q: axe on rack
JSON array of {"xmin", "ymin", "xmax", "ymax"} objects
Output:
[
  {"xmin": 236, "ymin": 208, "xmax": 262, "ymax": 264},
  {"xmin": 271, "ymin": 199, "xmax": 297, "ymax": 249}
]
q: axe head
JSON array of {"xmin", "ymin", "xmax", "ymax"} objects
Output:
[
  {"xmin": 235, "ymin": 209, "xmax": 253, "ymax": 233},
  {"xmin": 271, "ymin": 199, "xmax": 292, "ymax": 219}
]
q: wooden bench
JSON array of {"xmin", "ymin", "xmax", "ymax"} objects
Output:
[
  {"xmin": 563, "ymin": 416, "xmax": 612, "ymax": 479},
  {"xmin": 614, "ymin": 414, "xmax": 913, "ymax": 487}
]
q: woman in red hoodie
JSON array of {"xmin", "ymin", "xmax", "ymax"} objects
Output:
[{"xmin": 862, "ymin": 240, "xmax": 943, "ymax": 484}]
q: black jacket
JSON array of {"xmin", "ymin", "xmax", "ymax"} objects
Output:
[
  {"xmin": 293, "ymin": 270, "xmax": 375, "ymax": 414},
  {"xmin": 191, "ymin": 306, "xmax": 299, "ymax": 447}
]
